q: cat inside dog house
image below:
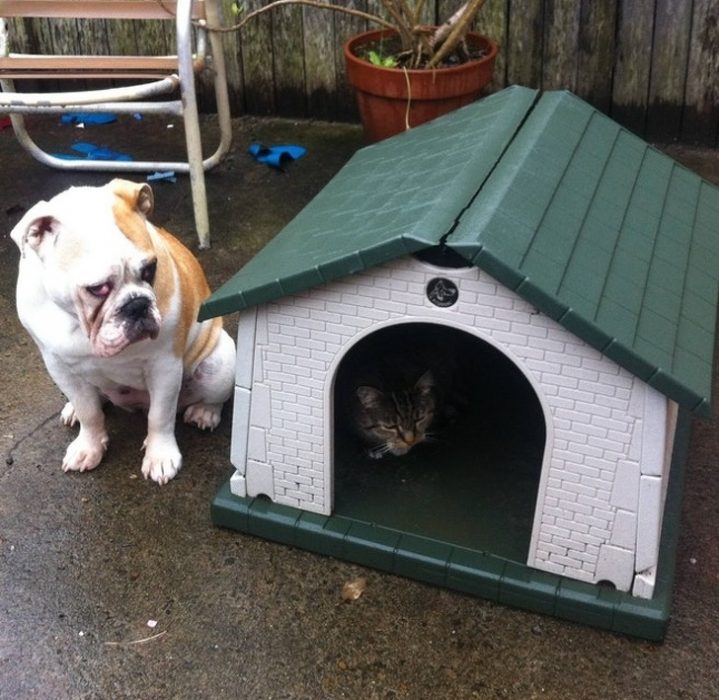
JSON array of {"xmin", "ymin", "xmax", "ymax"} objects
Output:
[
  {"xmin": 332, "ymin": 317, "xmax": 546, "ymax": 562},
  {"xmin": 202, "ymin": 87, "xmax": 719, "ymax": 640}
]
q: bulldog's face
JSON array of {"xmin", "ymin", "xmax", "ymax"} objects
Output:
[{"xmin": 12, "ymin": 180, "xmax": 165, "ymax": 358}]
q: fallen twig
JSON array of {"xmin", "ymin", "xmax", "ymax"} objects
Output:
[{"xmin": 103, "ymin": 630, "xmax": 167, "ymax": 647}]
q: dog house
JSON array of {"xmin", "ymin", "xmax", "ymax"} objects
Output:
[{"xmin": 201, "ymin": 87, "xmax": 719, "ymax": 639}]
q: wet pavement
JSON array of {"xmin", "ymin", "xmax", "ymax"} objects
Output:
[{"xmin": 1, "ymin": 112, "xmax": 718, "ymax": 699}]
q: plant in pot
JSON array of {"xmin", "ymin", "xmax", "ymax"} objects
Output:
[
  {"xmin": 224, "ymin": 0, "xmax": 498, "ymax": 141},
  {"xmin": 342, "ymin": 0, "xmax": 498, "ymax": 142}
]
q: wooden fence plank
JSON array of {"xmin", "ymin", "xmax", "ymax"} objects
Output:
[
  {"xmin": 5, "ymin": 18, "xmax": 38, "ymax": 91},
  {"xmin": 135, "ymin": 17, "xmax": 172, "ymax": 56},
  {"xmin": 506, "ymin": 0, "xmax": 543, "ymax": 88},
  {"xmin": 103, "ymin": 18, "xmax": 139, "ymax": 56},
  {"xmin": 364, "ymin": 0, "xmax": 387, "ymax": 24},
  {"xmin": 682, "ymin": 0, "xmax": 719, "ymax": 145},
  {"xmin": 611, "ymin": 0, "xmax": 654, "ymax": 136},
  {"xmin": 36, "ymin": 16, "xmax": 84, "ymax": 91},
  {"xmin": 272, "ymin": 5, "xmax": 307, "ymax": 117},
  {"xmin": 302, "ymin": 10, "xmax": 337, "ymax": 119},
  {"xmin": 241, "ymin": 0, "xmax": 275, "ymax": 114},
  {"xmin": 475, "ymin": 0, "xmax": 508, "ymax": 90},
  {"xmin": 575, "ymin": 0, "xmax": 616, "ymax": 112},
  {"xmin": 646, "ymin": 0, "xmax": 691, "ymax": 142},
  {"xmin": 333, "ymin": 0, "xmax": 367, "ymax": 121},
  {"xmin": 542, "ymin": 0, "xmax": 581, "ymax": 91},
  {"xmin": 74, "ymin": 18, "xmax": 110, "ymax": 55},
  {"xmin": 75, "ymin": 17, "xmax": 113, "ymax": 89},
  {"xmin": 46, "ymin": 16, "xmax": 83, "ymax": 54},
  {"xmin": 6, "ymin": 17, "xmax": 30, "ymax": 54},
  {"xmin": 211, "ymin": 5, "xmax": 244, "ymax": 115}
]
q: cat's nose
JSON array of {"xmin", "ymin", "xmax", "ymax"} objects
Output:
[{"xmin": 402, "ymin": 430, "xmax": 417, "ymax": 445}]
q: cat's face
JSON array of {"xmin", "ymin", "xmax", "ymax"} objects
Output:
[{"xmin": 355, "ymin": 371, "xmax": 436, "ymax": 457}]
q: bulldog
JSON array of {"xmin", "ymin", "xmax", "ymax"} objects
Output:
[{"xmin": 11, "ymin": 179, "xmax": 236, "ymax": 484}]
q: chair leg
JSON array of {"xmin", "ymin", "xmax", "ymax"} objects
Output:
[
  {"xmin": 184, "ymin": 104, "xmax": 211, "ymax": 250},
  {"xmin": 0, "ymin": 79, "xmax": 67, "ymax": 168},
  {"xmin": 1, "ymin": 106, "xmax": 52, "ymax": 166},
  {"xmin": 177, "ymin": 0, "xmax": 210, "ymax": 249},
  {"xmin": 205, "ymin": 0, "xmax": 233, "ymax": 163}
]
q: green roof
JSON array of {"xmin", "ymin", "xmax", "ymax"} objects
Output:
[
  {"xmin": 203, "ymin": 86, "xmax": 536, "ymax": 310},
  {"xmin": 201, "ymin": 87, "xmax": 719, "ymax": 417}
]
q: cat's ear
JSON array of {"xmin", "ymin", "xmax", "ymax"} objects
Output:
[
  {"xmin": 415, "ymin": 371, "xmax": 434, "ymax": 395},
  {"xmin": 356, "ymin": 385, "xmax": 383, "ymax": 407}
]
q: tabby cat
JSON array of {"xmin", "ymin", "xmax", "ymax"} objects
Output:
[
  {"xmin": 351, "ymin": 369, "xmax": 437, "ymax": 458},
  {"xmin": 337, "ymin": 325, "xmax": 460, "ymax": 459}
]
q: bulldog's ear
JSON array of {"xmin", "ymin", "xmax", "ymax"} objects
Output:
[
  {"xmin": 10, "ymin": 202, "xmax": 59, "ymax": 257},
  {"xmin": 110, "ymin": 179, "xmax": 154, "ymax": 216}
]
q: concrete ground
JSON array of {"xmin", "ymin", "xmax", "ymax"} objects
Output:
[{"xmin": 1, "ymin": 112, "xmax": 718, "ymax": 700}]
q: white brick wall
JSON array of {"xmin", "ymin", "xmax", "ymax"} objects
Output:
[{"xmin": 231, "ymin": 256, "xmax": 675, "ymax": 598}]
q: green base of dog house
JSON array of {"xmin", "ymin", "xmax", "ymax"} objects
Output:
[{"xmin": 212, "ymin": 412, "xmax": 691, "ymax": 641}]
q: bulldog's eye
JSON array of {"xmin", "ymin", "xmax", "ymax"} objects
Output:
[
  {"xmin": 86, "ymin": 282, "xmax": 112, "ymax": 298},
  {"xmin": 141, "ymin": 260, "xmax": 157, "ymax": 286}
]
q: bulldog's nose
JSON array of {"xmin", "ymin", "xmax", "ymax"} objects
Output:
[{"xmin": 122, "ymin": 296, "xmax": 151, "ymax": 320}]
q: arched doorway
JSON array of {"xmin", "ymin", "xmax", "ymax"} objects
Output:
[{"xmin": 332, "ymin": 322, "xmax": 546, "ymax": 563}]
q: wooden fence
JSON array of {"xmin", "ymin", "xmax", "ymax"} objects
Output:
[{"xmin": 5, "ymin": 0, "xmax": 719, "ymax": 145}]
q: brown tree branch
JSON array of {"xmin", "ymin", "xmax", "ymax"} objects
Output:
[
  {"xmin": 199, "ymin": 0, "xmax": 396, "ymax": 34},
  {"xmin": 189, "ymin": 0, "xmax": 489, "ymax": 69},
  {"xmin": 431, "ymin": 1, "xmax": 468, "ymax": 48},
  {"xmin": 426, "ymin": 0, "xmax": 488, "ymax": 68},
  {"xmin": 378, "ymin": 0, "xmax": 414, "ymax": 50}
]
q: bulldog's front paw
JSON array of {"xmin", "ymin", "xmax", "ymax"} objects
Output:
[
  {"xmin": 183, "ymin": 402, "xmax": 223, "ymax": 431},
  {"xmin": 60, "ymin": 401, "xmax": 79, "ymax": 427},
  {"xmin": 62, "ymin": 431, "xmax": 109, "ymax": 472},
  {"xmin": 141, "ymin": 438, "xmax": 182, "ymax": 485}
]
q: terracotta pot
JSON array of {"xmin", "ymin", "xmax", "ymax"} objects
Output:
[{"xmin": 344, "ymin": 29, "xmax": 498, "ymax": 143}]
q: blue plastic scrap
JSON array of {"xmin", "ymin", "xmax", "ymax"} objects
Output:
[
  {"xmin": 248, "ymin": 143, "xmax": 307, "ymax": 171},
  {"xmin": 60, "ymin": 112, "xmax": 118, "ymax": 125},
  {"xmin": 147, "ymin": 171, "xmax": 177, "ymax": 183},
  {"xmin": 51, "ymin": 142, "xmax": 132, "ymax": 161}
]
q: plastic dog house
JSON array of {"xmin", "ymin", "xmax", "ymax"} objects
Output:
[{"xmin": 201, "ymin": 87, "xmax": 719, "ymax": 639}]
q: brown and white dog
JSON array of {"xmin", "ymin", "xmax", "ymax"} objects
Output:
[{"xmin": 11, "ymin": 179, "xmax": 235, "ymax": 484}]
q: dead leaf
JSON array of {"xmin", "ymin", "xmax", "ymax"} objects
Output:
[{"xmin": 341, "ymin": 577, "xmax": 367, "ymax": 602}]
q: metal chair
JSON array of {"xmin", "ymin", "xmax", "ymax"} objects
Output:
[{"xmin": 0, "ymin": 0, "xmax": 232, "ymax": 248}]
